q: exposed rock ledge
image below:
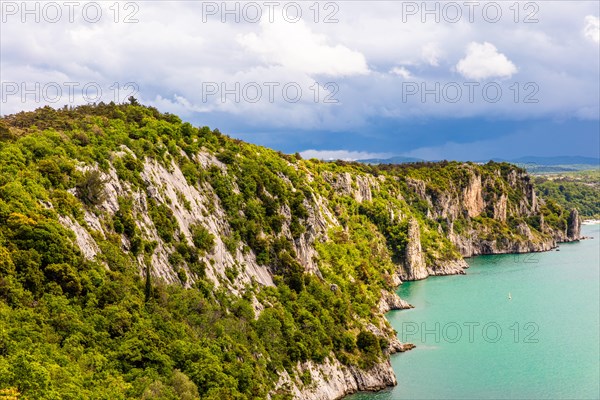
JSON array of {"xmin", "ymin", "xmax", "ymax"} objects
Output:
[
  {"xmin": 428, "ymin": 258, "xmax": 469, "ymax": 277},
  {"xmin": 280, "ymin": 357, "xmax": 397, "ymax": 400},
  {"xmin": 378, "ymin": 289, "xmax": 413, "ymax": 313}
]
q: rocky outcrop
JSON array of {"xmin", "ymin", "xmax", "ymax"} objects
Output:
[
  {"xmin": 463, "ymin": 174, "xmax": 485, "ymax": 217},
  {"xmin": 61, "ymin": 154, "xmax": 275, "ymax": 291},
  {"xmin": 378, "ymin": 290, "xmax": 413, "ymax": 313},
  {"xmin": 567, "ymin": 208, "xmax": 581, "ymax": 240},
  {"xmin": 289, "ymin": 194, "xmax": 339, "ymax": 277},
  {"xmin": 493, "ymin": 194, "xmax": 508, "ymax": 222},
  {"xmin": 428, "ymin": 258, "xmax": 468, "ymax": 276},
  {"xmin": 58, "ymin": 215, "xmax": 100, "ymax": 261},
  {"xmin": 402, "ymin": 165, "xmax": 580, "ymax": 262},
  {"xmin": 323, "ymin": 172, "xmax": 376, "ymax": 203},
  {"xmin": 399, "ymin": 218, "xmax": 428, "ymax": 281},
  {"xmin": 279, "ymin": 316, "xmax": 416, "ymax": 400},
  {"xmin": 449, "ymin": 227, "xmax": 556, "ymax": 258},
  {"xmin": 280, "ymin": 358, "xmax": 397, "ymax": 400},
  {"xmin": 355, "ymin": 175, "xmax": 374, "ymax": 203},
  {"xmin": 406, "ymin": 178, "xmax": 427, "ymax": 199}
]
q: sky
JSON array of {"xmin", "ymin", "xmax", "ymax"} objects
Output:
[{"xmin": 1, "ymin": 0, "xmax": 599, "ymax": 161}]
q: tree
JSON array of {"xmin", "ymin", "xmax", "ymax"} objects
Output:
[
  {"xmin": 0, "ymin": 247, "xmax": 15, "ymax": 276},
  {"xmin": 191, "ymin": 225, "xmax": 215, "ymax": 254},
  {"xmin": 44, "ymin": 263, "xmax": 82, "ymax": 296},
  {"xmin": 75, "ymin": 170, "xmax": 106, "ymax": 206},
  {"xmin": 145, "ymin": 264, "xmax": 152, "ymax": 303},
  {"xmin": 357, "ymin": 330, "xmax": 379, "ymax": 353}
]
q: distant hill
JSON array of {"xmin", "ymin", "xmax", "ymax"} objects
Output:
[
  {"xmin": 500, "ymin": 156, "xmax": 599, "ymax": 174},
  {"xmin": 358, "ymin": 155, "xmax": 599, "ymax": 172},
  {"xmin": 358, "ymin": 156, "xmax": 423, "ymax": 164},
  {"xmin": 533, "ymin": 169, "xmax": 600, "ymax": 218},
  {"xmin": 506, "ymin": 156, "xmax": 599, "ymax": 166}
]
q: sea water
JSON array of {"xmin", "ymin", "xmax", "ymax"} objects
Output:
[{"xmin": 350, "ymin": 224, "xmax": 600, "ymax": 399}]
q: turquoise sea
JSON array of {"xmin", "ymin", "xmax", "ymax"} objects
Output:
[{"xmin": 350, "ymin": 224, "xmax": 600, "ymax": 400}]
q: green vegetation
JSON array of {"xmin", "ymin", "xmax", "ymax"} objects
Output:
[
  {"xmin": 190, "ymin": 224, "xmax": 215, "ymax": 254},
  {"xmin": 0, "ymin": 104, "xmax": 399, "ymax": 399},
  {"xmin": 75, "ymin": 169, "xmax": 107, "ymax": 206},
  {"xmin": 0, "ymin": 104, "xmax": 575, "ymax": 399},
  {"xmin": 534, "ymin": 170, "xmax": 600, "ymax": 219}
]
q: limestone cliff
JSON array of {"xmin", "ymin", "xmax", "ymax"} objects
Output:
[
  {"xmin": 402, "ymin": 163, "xmax": 581, "ymax": 262},
  {"xmin": 378, "ymin": 289, "xmax": 413, "ymax": 313},
  {"xmin": 567, "ymin": 208, "xmax": 581, "ymax": 241},
  {"xmin": 399, "ymin": 218, "xmax": 428, "ymax": 281},
  {"xmin": 277, "ymin": 358, "xmax": 397, "ymax": 400}
]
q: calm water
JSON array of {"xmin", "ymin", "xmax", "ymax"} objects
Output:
[{"xmin": 350, "ymin": 224, "xmax": 600, "ymax": 400}]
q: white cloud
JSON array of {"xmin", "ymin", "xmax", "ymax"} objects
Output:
[
  {"xmin": 422, "ymin": 42, "xmax": 441, "ymax": 66},
  {"xmin": 299, "ymin": 149, "xmax": 393, "ymax": 161},
  {"xmin": 237, "ymin": 19, "xmax": 369, "ymax": 76},
  {"xmin": 389, "ymin": 66, "xmax": 412, "ymax": 79},
  {"xmin": 456, "ymin": 42, "xmax": 517, "ymax": 80},
  {"xmin": 1, "ymin": 1, "xmax": 598, "ymax": 126},
  {"xmin": 584, "ymin": 15, "xmax": 600, "ymax": 43}
]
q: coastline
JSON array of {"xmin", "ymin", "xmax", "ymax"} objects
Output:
[
  {"xmin": 339, "ymin": 231, "xmax": 587, "ymax": 399},
  {"xmin": 582, "ymin": 219, "xmax": 600, "ymax": 225},
  {"xmin": 352, "ymin": 224, "xmax": 599, "ymax": 400}
]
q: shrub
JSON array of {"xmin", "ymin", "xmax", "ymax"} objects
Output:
[
  {"xmin": 190, "ymin": 224, "xmax": 215, "ymax": 254},
  {"xmin": 148, "ymin": 201, "xmax": 178, "ymax": 243},
  {"xmin": 357, "ymin": 330, "xmax": 379, "ymax": 353},
  {"xmin": 75, "ymin": 170, "xmax": 106, "ymax": 206},
  {"xmin": 44, "ymin": 263, "xmax": 82, "ymax": 296}
]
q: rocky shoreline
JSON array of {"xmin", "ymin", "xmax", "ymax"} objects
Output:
[{"xmin": 323, "ymin": 227, "xmax": 584, "ymax": 400}]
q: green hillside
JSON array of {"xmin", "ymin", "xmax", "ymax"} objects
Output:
[
  {"xmin": 534, "ymin": 170, "xmax": 600, "ymax": 219},
  {"xmin": 0, "ymin": 103, "xmax": 576, "ymax": 399}
]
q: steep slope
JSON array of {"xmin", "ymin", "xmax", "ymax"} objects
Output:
[{"xmin": 0, "ymin": 104, "xmax": 580, "ymax": 399}]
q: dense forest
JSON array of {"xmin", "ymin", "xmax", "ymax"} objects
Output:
[
  {"xmin": 0, "ymin": 103, "xmax": 579, "ymax": 399},
  {"xmin": 534, "ymin": 170, "xmax": 600, "ymax": 219}
]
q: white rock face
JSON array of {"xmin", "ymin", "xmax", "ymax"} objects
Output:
[
  {"xmin": 322, "ymin": 172, "xmax": 377, "ymax": 203},
  {"xmin": 399, "ymin": 218, "xmax": 428, "ymax": 281},
  {"xmin": 428, "ymin": 258, "xmax": 468, "ymax": 276},
  {"xmin": 463, "ymin": 174, "xmax": 484, "ymax": 218},
  {"xmin": 61, "ymin": 152, "xmax": 275, "ymax": 290},
  {"xmin": 407, "ymin": 166, "xmax": 576, "ymax": 260},
  {"xmin": 567, "ymin": 208, "xmax": 581, "ymax": 240},
  {"xmin": 58, "ymin": 215, "xmax": 100, "ymax": 261},
  {"xmin": 83, "ymin": 211, "xmax": 104, "ymax": 237},
  {"xmin": 277, "ymin": 357, "xmax": 397, "ymax": 400},
  {"xmin": 378, "ymin": 289, "xmax": 413, "ymax": 313},
  {"xmin": 494, "ymin": 194, "xmax": 508, "ymax": 222},
  {"xmin": 139, "ymin": 156, "xmax": 274, "ymax": 289}
]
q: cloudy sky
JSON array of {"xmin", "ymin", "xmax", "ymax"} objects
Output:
[{"xmin": 1, "ymin": 1, "xmax": 599, "ymax": 160}]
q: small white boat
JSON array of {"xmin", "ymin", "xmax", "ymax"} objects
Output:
[{"xmin": 508, "ymin": 292, "xmax": 512, "ymax": 300}]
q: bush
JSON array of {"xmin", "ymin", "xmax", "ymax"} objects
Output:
[
  {"xmin": 190, "ymin": 224, "xmax": 215, "ymax": 254},
  {"xmin": 357, "ymin": 330, "xmax": 379, "ymax": 353},
  {"xmin": 44, "ymin": 263, "xmax": 82, "ymax": 296},
  {"xmin": 0, "ymin": 247, "xmax": 15, "ymax": 276},
  {"xmin": 148, "ymin": 201, "xmax": 178, "ymax": 243},
  {"xmin": 75, "ymin": 170, "xmax": 106, "ymax": 206}
]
